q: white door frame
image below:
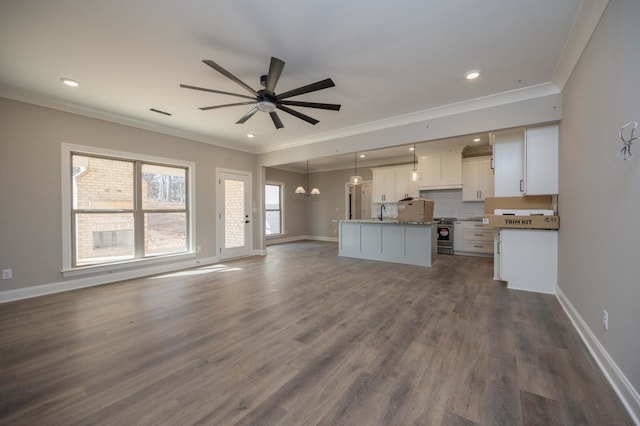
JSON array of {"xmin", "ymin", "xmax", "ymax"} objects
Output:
[{"xmin": 216, "ymin": 168, "xmax": 252, "ymax": 260}]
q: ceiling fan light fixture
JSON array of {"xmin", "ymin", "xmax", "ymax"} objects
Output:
[{"xmin": 257, "ymin": 100, "xmax": 276, "ymax": 113}]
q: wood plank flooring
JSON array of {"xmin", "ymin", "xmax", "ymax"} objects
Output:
[{"xmin": 0, "ymin": 241, "xmax": 633, "ymax": 425}]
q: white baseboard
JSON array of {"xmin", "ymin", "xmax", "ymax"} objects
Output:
[
  {"xmin": 266, "ymin": 235, "xmax": 307, "ymax": 245},
  {"xmin": 0, "ymin": 256, "xmax": 219, "ymax": 304},
  {"xmin": 305, "ymin": 235, "xmax": 339, "ymax": 243},
  {"xmin": 266, "ymin": 235, "xmax": 339, "ymax": 245},
  {"xmin": 556, "ymin": 287, "xmax": 640, "ymax": 424}
]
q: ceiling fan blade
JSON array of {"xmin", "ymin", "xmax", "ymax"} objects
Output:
[
  {"xmin": 276, "ymin": 78, "xmax": 335, "ymax": 100},
  {"xmin": 180, "ymin": 84, "xmax": 255, "ymax": 101},
  {"xmin": 203, "ymin": 59, "xmax": 258, "ymax": 97},
  {"xmin": 269, "ymin": 111, "xmax": 284, "ymax": 129},
  {"xmin": 236, "ymin": 107, "xmax": 258, "ymax": 124},
  {"xmin": 279, "ymin": 100, "xmax": 341, "ymax": 111},
  {"xmin": 199, "ymin": 102, "xmax": 256, "ymax": 111},
  {"xmin": 265, "ymin": 57, "xmax": 285, "ymax": 95},
  {"xmin": 276, "ymin": 105, "xmax": 319, "ymax": 125}
]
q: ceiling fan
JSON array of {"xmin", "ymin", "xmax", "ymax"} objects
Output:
[{"xmin": 180, "ymin": 57, "xmax": 341, "ymax": 129}]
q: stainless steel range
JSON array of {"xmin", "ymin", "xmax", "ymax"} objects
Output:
[{"xmin": 435, "ymin": 217, "xmax": 455, "ymax": 254}]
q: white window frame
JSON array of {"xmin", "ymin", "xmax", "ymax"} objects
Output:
[
  {"xmin": 265, "ymin": 181, "xmax": 285, "ymax": 237},
  {"xmin": 61, "ymin": 143, "xmax": 196, "ymax": 275}
]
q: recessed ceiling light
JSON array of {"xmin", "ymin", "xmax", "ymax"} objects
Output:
[
  {"xmin": 61, "ymin": 78, "xmax": 79, "ymax": 87},
  {"xmin": 465, "ymin": 70, "xmax": 481, "ymax": 80},
  {"xmin": 247, "ymin": 133, "xmax": 255, "ymax": 138},
  {"xmin": 473, "ymin": 138, "xmax": 481, "ymax": 142},
  {"xmin": 359, "ymin": 154, "xmax": 365, "ymax": 158},
  {"xmin": 409, "ymin": 147, "xmax": 415, "ymax": 151}
]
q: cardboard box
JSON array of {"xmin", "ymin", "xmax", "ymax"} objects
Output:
[
  {"xmin": 483, "ymin": 196, "xmax": 559, "ymax": 229},
  {"xmin": 484, "ymin": 196, "xmax": 554, "ymax": 214},
  {"xmin": 482, "ymin": 214, "xmax": 559, "ymax": 229},
  {"xmin": 397, "ymin": 199, "xmax": 434, "ymax": 222}
]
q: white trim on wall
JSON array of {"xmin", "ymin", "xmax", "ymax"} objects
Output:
[
  {"xmin": 557, "ymin": 287, "xmax": 640, "ymax": 424},
  {"xmin": 266, "ymin": 235, "xmax": 338, "ymax": 246},
  {"xmin": 0, "ymin": 256, "xmax": 219, "ymax": 304}
]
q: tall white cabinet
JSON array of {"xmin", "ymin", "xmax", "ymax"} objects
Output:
[
  {"xmin": 491, "ymin": 124, "xmax": 560, "ymax": 294},
  {"xmin": 492, "ymin": 124, "xmax": 558, "ymax": 197}
]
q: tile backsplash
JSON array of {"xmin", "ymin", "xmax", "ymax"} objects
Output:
[
  {"xmin": 419, "ymin": 189, "xmax": 485, "ymax": 219},
  {"xmin": 372, "ymin": 189, "xmax": 485, "ymax": 220}
]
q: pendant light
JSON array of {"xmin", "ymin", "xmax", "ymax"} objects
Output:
[
  {"xmin": 295, "ymin": 161, "xmax": 320, "ymax": 196},
  {"xmin": 349, "ymin": 152, "xmax": 363, "ymax": 185},
  {"xmin": 410, "ymin": 144, "xmax": 420, "ymax": 182}
]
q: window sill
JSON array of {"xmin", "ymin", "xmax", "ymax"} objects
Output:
[{"xmin": 62, "ymin": 251, "xmax": 196, "ymax": 277}]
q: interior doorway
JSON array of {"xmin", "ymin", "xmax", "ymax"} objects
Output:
[{"xmin": 346, "ymin": 181, "xmax": 372, "ymax": 219}]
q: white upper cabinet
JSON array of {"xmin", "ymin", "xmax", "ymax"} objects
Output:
[
  {"xmin": 372, "ymin": 167, "xmax": 396, "ymax": 202},
  {"xmin": 525, "ymin": 125, "xmax": 559, "ymax": 195},
  {"xmin": 372, "ymin": 164, "xmax": 418, "ymax": 203},
  {"xmin": 492, "ymin": 128, "xmax": 525, "ymax": 197},
  {"xmin": 394, "ymin": 164, "xmax": 418, "ymax": 200},
  {"xmin": 462, "ymin": 156, "xmax": 494, "ymax": 201},
  {"xmin": 416, "ymin": 150, "xmax": 462, "ymax": 190},
  {"xmin": 492, "ymin": 124, "xmax": 558, "ymax": 197}
]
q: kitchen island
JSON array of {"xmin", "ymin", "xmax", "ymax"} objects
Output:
[{"xmin": 339, "ymin": 220, "xmax": 437, "ymax": 267}]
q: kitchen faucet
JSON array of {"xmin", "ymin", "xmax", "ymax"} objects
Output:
[{"xmin": 378, "ymin": 204, "xmax": 386, "ymax": 221}]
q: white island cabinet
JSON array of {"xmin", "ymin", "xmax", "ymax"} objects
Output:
[{"xmin": 339, "ymin": 220, "xmax": 437, "ymax": 267}]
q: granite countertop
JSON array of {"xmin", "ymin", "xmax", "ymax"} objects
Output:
[{"xmin": 340, "ymin": 219, "xmax": 434, "ymax": 224}]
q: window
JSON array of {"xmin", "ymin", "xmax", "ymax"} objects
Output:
[
  {"xmin": 64, "ymin": 145, "xmax": 193, "ymax": 270},
  {"xmin": 265, "ymin": 182, "xmax": 283, "ymax": 236}
]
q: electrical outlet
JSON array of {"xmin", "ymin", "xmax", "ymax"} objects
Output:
[
  {"xmin": 603, "ymin": 310, "xmax": 609, "ymax": 331},
  {"xmin": 2, "ymin": 269, "xmax": 12, "ymax": 280}
]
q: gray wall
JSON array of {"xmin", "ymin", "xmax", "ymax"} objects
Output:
[
  {"xmin": 264, "ymin": 166, "xmax": 374, "ymax": 241},
  {"xmin": 559, "ymin": 0, "xmax": 640, "ymax": 400},
  {"xmin": 306, "ymin": 168, "xmax": 373, "ymax": 238},
  {"xmin": 264, "ymin": 167, "xmax": 307, "ymax": 243},
  {"xmin": 0, "ymin": 97, "xmax": 256, "ymax": 292}
]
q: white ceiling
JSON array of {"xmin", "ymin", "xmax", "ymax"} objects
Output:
[{"xmin": 0, "ymin": 0, "xmax": 602, "ymax": 168}]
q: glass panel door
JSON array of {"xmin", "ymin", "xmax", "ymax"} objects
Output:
[{"xmin": 217, "ymin": 170, "xmax": 251, "ymax": 259}]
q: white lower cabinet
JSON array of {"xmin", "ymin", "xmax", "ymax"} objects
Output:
[
  {"xmin": 496, "ymin": 229, "xmax": 558, "ymax": 294},
  {"xmin": 454, "ymin": 221, "xmax": 493, "ymax": 256}
]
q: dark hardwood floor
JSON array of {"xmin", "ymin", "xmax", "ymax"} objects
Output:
[{"xmin": 0, "ymin": 241, "xmax": 633, "ymax": 425}]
